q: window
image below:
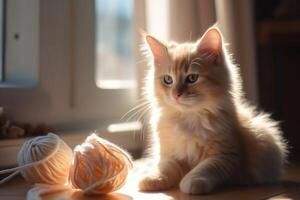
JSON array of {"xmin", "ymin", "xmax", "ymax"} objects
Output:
[
  {"xmin": 0, "ymin": 0, "xmax": 39, "ymax": 87},
  {"xmin": 95, "ymin": 0, "xmax": 135, "ymax": 89},
  {"xmin": 0, "ymin": 1, "xmax": 140, "ymax": 130}
]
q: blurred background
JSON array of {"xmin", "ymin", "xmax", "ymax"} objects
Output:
[{"xmin": 0, "ymin": 0, "xmax": 299, "ymax": 167}]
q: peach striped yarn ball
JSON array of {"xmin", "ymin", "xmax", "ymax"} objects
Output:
[{"xmin": 69, "ymin": 133, "xmax": 132, "ymax": 194}]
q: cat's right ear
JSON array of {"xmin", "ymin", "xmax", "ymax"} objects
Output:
[
  {"xmin": 145, "ymin": 35, "xmax": 169, "ymax": 66},
  {"xmin": 196, "ymin": 28, "xmax": 223, "ymax": 65}
]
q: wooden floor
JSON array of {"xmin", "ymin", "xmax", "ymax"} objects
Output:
[{"xmin": 1, "ymin": 161, "xmax": 300, "ymax": 200}]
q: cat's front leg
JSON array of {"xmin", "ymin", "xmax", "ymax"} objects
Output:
[
  {"xmin": 139, "ymin": 157, "xmax": 186, "ymax": 191},
  {"xmin": 180, "ymin": 155, "xmax": 240, "ymax": 195}
]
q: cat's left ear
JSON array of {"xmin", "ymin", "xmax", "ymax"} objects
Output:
[{"xmin": 196, "ymin": 28, "xmax": 223, "ymax": 65}]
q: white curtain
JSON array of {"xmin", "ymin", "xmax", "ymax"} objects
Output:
[
  {"xmin": 216, "ymin": 0, "xmax": 258, "ymax": 103},
  {"xmin": 145, "ymin": 0, "xmax": 215, "ymax": 42}
]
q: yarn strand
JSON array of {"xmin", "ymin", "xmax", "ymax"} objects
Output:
[{"xmin": 0, "ymin": 170, "xmax": 20, "ymax": 184}]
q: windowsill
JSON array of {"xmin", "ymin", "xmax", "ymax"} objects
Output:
[
  {"xmin": 0, "ymin": 122, "xmax": 144, "ymax": 167},
  {"xmin": 0, "ymin": 82, "xmax": 37, "ymax": 89},
  {"xmin": 96, "ymin": 80, "xmax": 137, "ymax": 90}
]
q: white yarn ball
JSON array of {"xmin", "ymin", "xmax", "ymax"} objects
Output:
[{"xmin": 17, "ymin": 133, "xmax": 73, "ymax": 185}]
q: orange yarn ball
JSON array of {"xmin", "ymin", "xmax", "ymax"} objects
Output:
[{"xmin": 69, "ymin": 133, "xmax": 132, "ymax": 194}]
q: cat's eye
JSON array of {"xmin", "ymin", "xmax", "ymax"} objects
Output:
[
  {"xmin": 186, "ymin": 74, "xmax": 199, "ymax": 84},
  {"xmin": 163, "ymin": 75, "xmax": 173, "ymax": 85}
]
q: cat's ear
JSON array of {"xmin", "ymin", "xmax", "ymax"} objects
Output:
[
  {"xmin": 196, "ymin": 28, "xmax": 223, "ymax": 64},
  {"xmin": 145, "ymin": 35, "xmax": 169, "ymax": 66}
]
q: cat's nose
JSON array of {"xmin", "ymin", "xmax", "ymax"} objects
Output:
[{"xmin": 175, "ymin": 92, "xmax": 182, "ymax": 100}]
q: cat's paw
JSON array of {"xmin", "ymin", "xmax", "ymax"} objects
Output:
[
  {"xmin": 138, "ymin": 174, "xmax": 173, "ymax": 191},
  {"xmin": 179, "ymin": 175, "xmax": 215, "ymax": 195}
]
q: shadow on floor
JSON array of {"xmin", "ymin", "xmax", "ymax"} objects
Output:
[{"xmin": 162, "ymin": 181, "xmax": 300, "ymax": 200}]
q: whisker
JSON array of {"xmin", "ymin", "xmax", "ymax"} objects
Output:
[
  {"xmin": 120, "ymin": 101, "xmax": 149, "ymax": 120},
  {"xmin": 136, "ymin": 105, "xmax": 152, "ymax": 123},
  {"xmin": 121, "ymin": 104, "xmax": 149, "ymax": 122},
  {"xmin": 135, "ymin": 104, "xmax": 152, "ymax": 121},
  {"xmin": 190, "ymin": 62, "xmax": 202, "ymax": 67},
  {"xmin": 136, "ymin": 106, "xmax": 152, "ymax": 142},
  {"xmin": 125, "ymin": 104, "xmax": 151, "ymax": 122},
  {"xmin": 139, "ymin": 113, "xmax": 151, "ymax": 142},
  {"xmin": 190, "ymin": 57, "xmax": 202, "ymax": 63},
  {"xmin": 189, "ymin": 57, "xmax": 202, "ymax": 68}
]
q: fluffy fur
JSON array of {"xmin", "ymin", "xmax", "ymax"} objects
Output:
[{"xmin": 138, "ymin": 27, "xmax": 288, "ymax": 195}]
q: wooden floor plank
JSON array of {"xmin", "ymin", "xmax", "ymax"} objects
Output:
[{"xmin": 0, "ymin": 161, "xmax": 299, "ymax": 200}]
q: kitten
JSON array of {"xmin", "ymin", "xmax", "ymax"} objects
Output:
[{"xmin": 138, "ymin": 27, "xmax": 288, "ymax": 194}]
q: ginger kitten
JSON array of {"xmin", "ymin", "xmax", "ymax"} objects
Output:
[{"xmin": 138, "ymin": 27, "xmax": 288, "ymax": 194}]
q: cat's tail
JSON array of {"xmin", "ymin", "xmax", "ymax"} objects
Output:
[{"xmin": 238, "ymin": 104, "xmax": 289, "ymax": 183}]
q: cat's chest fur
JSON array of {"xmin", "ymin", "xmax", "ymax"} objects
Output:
[{"xmin": 158, "ymin": 113, "xmax": 218, "ymax": 167}]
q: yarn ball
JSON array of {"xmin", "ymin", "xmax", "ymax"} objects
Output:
[
  {"xmin": 17, "ymin": 133, "xmax": 73, "ymax": 185},
  {"xmin": 69, "ymin": 133, "xmax": 132, "ymax": 194}
]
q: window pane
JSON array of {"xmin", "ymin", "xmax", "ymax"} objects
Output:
[
  {"xmin": 95, "ymin": 0, "xmax": 135, "ymax": 89},
  {"xmin": 2, "ymin": 0, "xmax": 39, "ymax": 87}
]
